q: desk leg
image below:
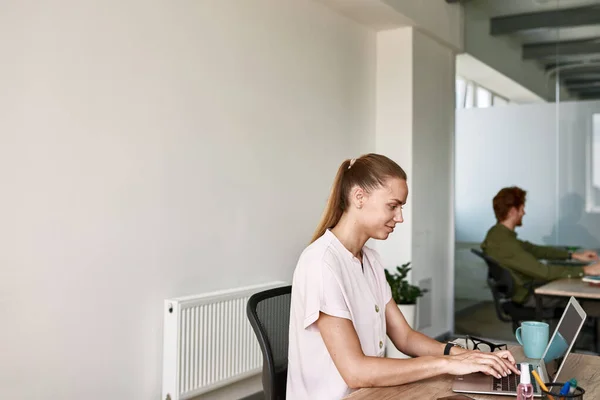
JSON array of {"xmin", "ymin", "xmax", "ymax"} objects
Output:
[
  {"xmin": 594, "ymin": 317, "xmax": 599, "ymax": 354},
  {"xmin": 580, "ymin": 300, "xmax": 600, "ymax": 354}
]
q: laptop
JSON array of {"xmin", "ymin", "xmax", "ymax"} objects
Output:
[{"xmin": 452, "ymin": 296, "xmax": 587, "ymax": 397}]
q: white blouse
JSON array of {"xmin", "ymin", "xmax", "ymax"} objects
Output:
[{"xmin": 286, "ymin": 230, "xmax": 393, "ymax": 399}]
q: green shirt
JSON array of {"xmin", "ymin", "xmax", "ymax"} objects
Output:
[{"xmin": 481, "ymin": 223, "xmax": 585, "ymax": 303}]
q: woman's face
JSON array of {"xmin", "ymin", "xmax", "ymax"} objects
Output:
[{"xmin": 354, "ymin": 177, "xmax": 408, "ymax": 240}]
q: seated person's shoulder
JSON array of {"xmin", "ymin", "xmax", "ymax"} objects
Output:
[
  {"xmin": 487, "ymin": 223, "xmax": 505, "ymax": 236},
  {"xmin": 296, "ymin": 235, "xmax": 344, "ymax": 275},
  {"xmin": 483, "ymin": 224, "xmax": 515, "ymax": 243}
]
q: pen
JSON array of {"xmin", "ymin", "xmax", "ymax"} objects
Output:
[
  {"xmin": 568, "ymin": 378, "xmax": 578, "ymax": 395},
  {"xmin": 532, "ymin": 370, "xmax": 554, "ymax": 400},
  {"xmin": 559, "ymin": 381, "xmax": 570, "ymax": 400}
]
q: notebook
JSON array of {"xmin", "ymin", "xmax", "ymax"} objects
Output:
[{"xmin": 582, "ymin": 276, "xmax": 600, "ymax": 285}]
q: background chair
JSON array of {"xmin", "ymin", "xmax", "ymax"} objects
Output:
[
  {"xmin": 246, "ymin": 285, "xmax": 292, "ymax": 400},
  {"xmin": 470, "ymin": 249, "xmax": 562, "ymax": 331}
]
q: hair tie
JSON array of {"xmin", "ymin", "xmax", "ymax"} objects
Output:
[{"xmin": 348, "ymin": 158, "xmax": 356, "ymax": 169}]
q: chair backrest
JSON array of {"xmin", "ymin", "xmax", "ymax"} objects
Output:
[
  {"xmin": 246, "ymin": 285, "xmax": 292, "ymax": 400},
  {"xmin": 470, "ymin": 249, "xmax": 515, "ymax": 296},
  {"xmin": 470, "ymin": 248, "xmax": 516, "ymax": 322}
]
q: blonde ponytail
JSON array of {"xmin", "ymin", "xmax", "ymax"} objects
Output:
[
  {"xmin": 310, "ymin": 154, "xmax": 407, "ymax": 243},
  {"xmin": 310, "ymin": 160, "xmax": 351, "ymax": 243}
]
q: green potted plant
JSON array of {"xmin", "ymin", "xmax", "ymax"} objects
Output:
[
  {"xmin": 384, "ymin": 262, "xmax": 427, "ymax": 306},
  {"xmin": 384, "ymin": 262, "xmax": 428, "ymax": 359}
]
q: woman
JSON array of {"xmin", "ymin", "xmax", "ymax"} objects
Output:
[{"xmin": 286, "ymin": 153, "xmax": 519, "ymax": 399}]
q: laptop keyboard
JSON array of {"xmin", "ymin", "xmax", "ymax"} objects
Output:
[{"xmin": 492, "ymin": 363, "xmax": 538, "ymax": 393}]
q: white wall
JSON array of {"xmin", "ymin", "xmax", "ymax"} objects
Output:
[
  {"xmin": 456, "ymin": 105, "xmax": 559, "ymax": 244},
  {"xmin": 375, "ymin": 27, "xmax": 456, "ymax": 339},
  {"xmin": 455, "ymin": 101, "xmax": 600, "ymax": 303},
  {"xmin": 0, "ymin": 1, "xmax": 375, "ymax": 399},
  {"xmin": 555, "ymin": 101, "xmax": 600, "ymax": 248},
  {"xmin": 456, "ymin": 101, "xmax": 600, "ymax": 248},
  {"xmin": 411, "ymin": 29, "xmax": 456, "ymax": 338},
  {"xmin": 375, "ymin": 28, "xmax": 414, "ymax": 279}
]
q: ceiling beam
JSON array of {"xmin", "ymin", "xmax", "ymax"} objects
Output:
[
  {"xmin": 523, "ymin": 38, "xmax": 600, "ymax": 60},
  {"xmin": 544, "ymin": 63, "xmax": 600, "ymax": 77},
  {"xmin": 574, "ymin": 91, "xmax": 600, "ymax": 100},
  {"xmin": 565, "ymin": 81, "xmax": 600, "ymax": 90},
  {"xmin": 577, "ymin": 93, "xmax": 600, "ymax": 99},
  {"xmin": 560, "ymin": 71, "xmax": 600, "ymax": 82},
  {"xmin": 491, "ymin": 6, "xmax": 600, "ymax": 36},
  {"xmin": 569, "ymin": 87, "xmax": 600, "ymax": 96},
  {"xmin": 565, "ymin": 77, "xmax": 600, "ymax": 84}
]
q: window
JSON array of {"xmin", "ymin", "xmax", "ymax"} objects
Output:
[
  {"xmin": 476, "ymin": 87, "xmax": 492, "ymax": 108},
  {"xmin": 465, "ymin": 82, "xmax": 475, "ymax": 109},
  {"xmin": 455, "ymin": 77, "xmax": 509, "ymax": 109},
  {"xmin": 588, "ymin": 114, "xmax": 600, "ymax": 212},
  {"xmin": 456, "ymin": 78, "xmax": 467, "ymax": 109}
]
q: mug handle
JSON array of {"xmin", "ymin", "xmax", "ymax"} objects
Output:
[{"xmin": 515, "ymin": 327, "xmax": 524, "ymax": 346}]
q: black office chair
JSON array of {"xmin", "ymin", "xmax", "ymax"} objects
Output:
[
  {"xmin": 470, "ymin": 249, "xmax": 563, "ymax": 331},
  {"xmin": 246, "ymin": 285, "xmax": 292, "ymax": 400}
]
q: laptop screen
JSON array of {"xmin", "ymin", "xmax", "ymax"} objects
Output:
[{"xmin": 541, "ymin": 298, "xmax": 586, "ymax": 382}]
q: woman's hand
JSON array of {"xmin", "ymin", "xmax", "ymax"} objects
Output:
[{"xmin": 444, "ymin": 349, "xmax": 520, "ymax": 378}]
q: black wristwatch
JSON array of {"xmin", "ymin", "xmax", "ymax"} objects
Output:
[
  {"xmin": 568, "ymin": 251, "xmax": 573, "ymax": 260},
  {"xmin": 444, "ymin": 342, "xmax": 456, "ymax": 355}
]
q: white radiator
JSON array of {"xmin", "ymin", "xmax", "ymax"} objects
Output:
[{"xmin": 162, "ymin": 281, "xmax": 287, "ymax": 400}]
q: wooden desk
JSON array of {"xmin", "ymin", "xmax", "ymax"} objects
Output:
[
  {"xmin": 344, "ymin": 346, "xmax": 600, "ymax": 400},
  {"xmin": 534, "ymin": 278, "xmax": 600, "ymax": 299}
]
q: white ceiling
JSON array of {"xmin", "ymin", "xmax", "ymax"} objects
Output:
[{"xmin": 314, "ymin": 0, "xmax": 412, "ymax": 30}]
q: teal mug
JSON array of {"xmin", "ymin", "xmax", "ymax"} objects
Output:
[
  {"xmin": 515, "ymin": 321, "xmax": 549, "ymax": 359},
  {"xmin": 544, "ymin": 331, "xmax": 569, "ymax": 363}
]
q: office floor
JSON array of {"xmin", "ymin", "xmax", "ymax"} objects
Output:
[
  {"xmin": 455, "ymin": 301, "xmax": 515, "ymax": 342},
  {"xmin": 454, "ymin": 301, "xmax": 599, "ymax": 354}
]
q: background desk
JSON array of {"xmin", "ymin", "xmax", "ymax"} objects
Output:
[
  {"xmin": 542, "ymin": 259, "xmax": 589, "ymax": 267},
  {"xmin": 344, "ymin": 346, "xmax": 600, "ymax": 400},
  {"xmin": 534, "ymin": 278, "xmax": 600, "ymax": 299}
]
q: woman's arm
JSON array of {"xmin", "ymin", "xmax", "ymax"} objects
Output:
[
  {"xmin": 315, "ymin": 311, "xmax": 515, "ymax": 389},
  {"xmin": 384, "ymin": 299, "xmax": 519, "ymax": 373},
  {"xmin": 385, "ymin": 300, "xmax": 463, "ymax": 357}
]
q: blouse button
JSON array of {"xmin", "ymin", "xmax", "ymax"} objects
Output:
[
  {"xmin": 375, "ymin": 305, "xmax": 380, "ymax": 313},
  {"xmin": 379, "ymin": 341, "xmax": 383, "ymax": 349}
]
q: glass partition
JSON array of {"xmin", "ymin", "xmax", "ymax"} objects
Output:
[{"xmin": 454, "ymin": 0, "xmax": 600, "ymax": 351}]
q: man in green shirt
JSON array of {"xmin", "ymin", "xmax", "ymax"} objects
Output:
[{"xmin": 481, "ymin": 186, "xmax": 600, "ymax": 306}]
